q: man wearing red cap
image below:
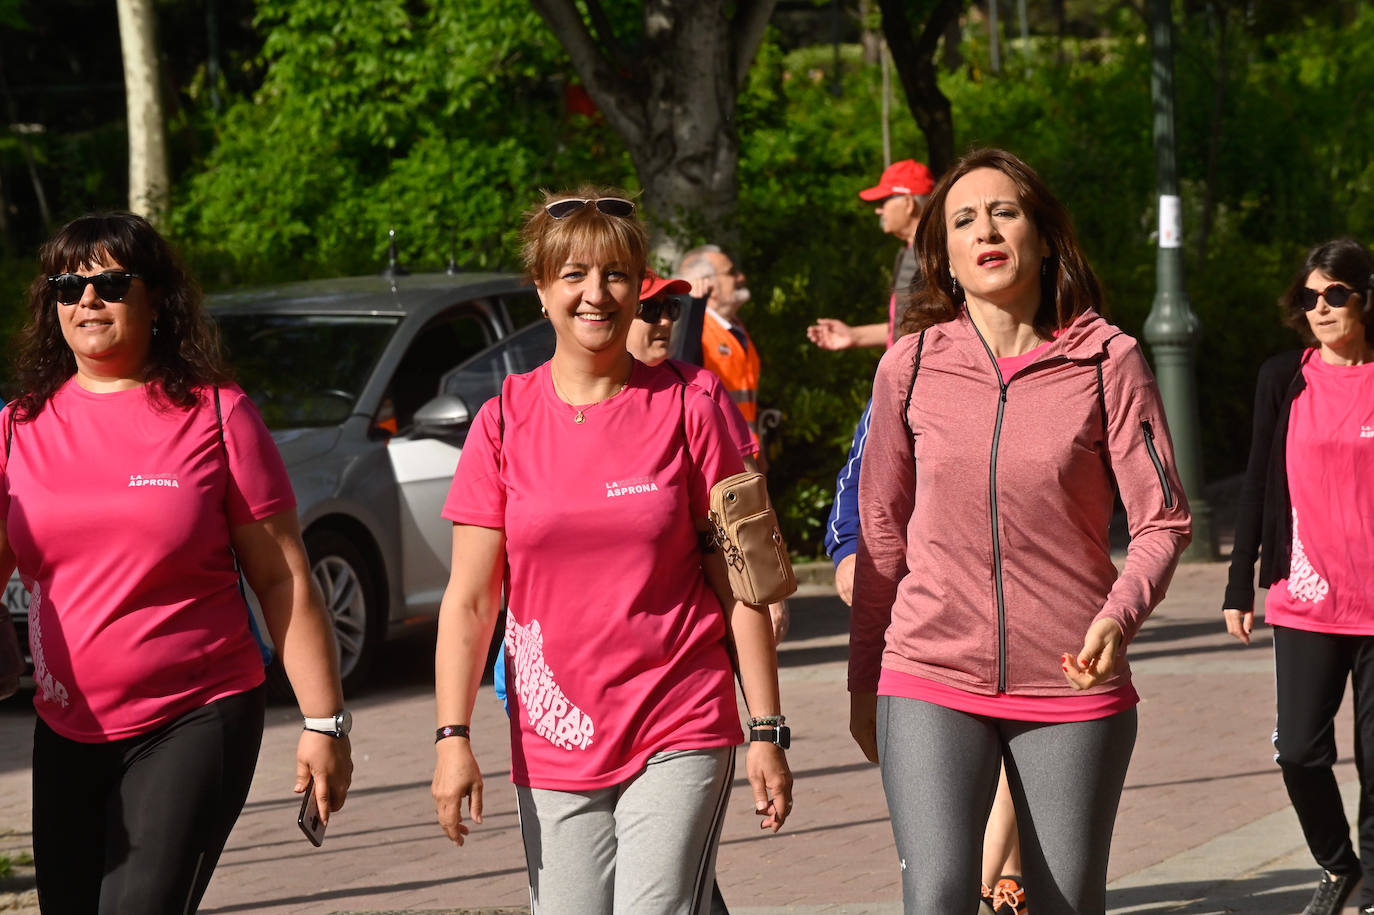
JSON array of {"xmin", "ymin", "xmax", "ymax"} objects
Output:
[{"xmin": 806, "ymin": 158, "xmax": 935, "ymax": 351}]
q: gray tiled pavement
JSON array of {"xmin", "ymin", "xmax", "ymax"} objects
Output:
[{"xmin": 0, "ymin": 560, "xmax": 1364, "ymax": 913}]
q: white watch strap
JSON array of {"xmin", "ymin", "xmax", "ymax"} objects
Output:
[{"xmin": 303, "ymin": 715, "xmax": 336, "ymax": 733}]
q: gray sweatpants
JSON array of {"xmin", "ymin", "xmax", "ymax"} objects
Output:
[
  {"xmin": 877, "ymin": 696, "xmax": 1136, "ymax": 915},
  {"xmin": 516, "ymin": 746, "xmax": 735, "ymax": 915}
]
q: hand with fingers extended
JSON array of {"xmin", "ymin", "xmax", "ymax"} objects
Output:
[
  {"xmin": 1222, "ymin": 608, "xmax": 1254, "ymax": 645},
  {"xmin": 849, "ymin": 690, "xmax": 879, "ymax": 763},
  {"xmin": 747, "ymin": 742, "xmax": 793, "ymax": 833},
  {"xmin": 432, "ymin": 737, "xmax": 484, "ymax": 846},
  {"xmin": 1062, "ymin": 617, "xmax": 1126, "ymax": 690},
  {"xmin": 294, "ymin": 731, "xmax": 353, "ymax": 826},
  {"xmin": 806, "ymin": 318, "xmax": 859, "ymax": 351}
]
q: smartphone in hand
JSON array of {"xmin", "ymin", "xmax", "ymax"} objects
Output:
[{"xmin": 298, "ymin": 777, "xmax": 326, "ymax": 847}]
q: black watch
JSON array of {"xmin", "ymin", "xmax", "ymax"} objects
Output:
[{"xmin": 749, "ymin": 724, "xmax": 791, "ymax": 749}]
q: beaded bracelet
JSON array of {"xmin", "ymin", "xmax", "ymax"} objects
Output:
[
  {"xmin": 435, "ymin": 724, "xmax": 471, "ymax": 743},
  {"xmin": 747, "ymin": 715, "xmax": 785, "ymax": 728}
]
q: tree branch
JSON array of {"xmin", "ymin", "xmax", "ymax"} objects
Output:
[
  {"xmin": 731, "ymin": 0, "xmax": 778, "ymax": 94},
  {"xmin": 583, "ymin": 0, "xmax": 624, "ymax": 61},
  {"xmin": 529, "ymin": 0, "xmax": 645, "ymax": 147},
  {"xmin": 878, "ymin": 0, "xmax": 964, "ymax": 175}
]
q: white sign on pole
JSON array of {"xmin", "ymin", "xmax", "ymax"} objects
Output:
[{"xmin": 1159, "ymin": 195, "xmax": 1182, "ymax": 248}]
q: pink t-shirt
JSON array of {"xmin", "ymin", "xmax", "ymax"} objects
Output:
[
  {"xmin": 879, "ymin": 669, "xmax": 1138, "ymax": 722},
  {"xmin": 1265, "ymin": 355, "xmax": 1374, "ymax": 634},
  {"xmin": 0, "ymin": 380, "xmax": 294, "ymax": 742},
  {"xmin": 995, "ymin": 340, "xmax": 1052, "ymax": 380},
  {"xmin": 667, "ymin": 359, "xmax": 756, "ymax": 459},
  {"xmin": 443, "ymin": 360, "xmax": 747, "ymax": 790}
]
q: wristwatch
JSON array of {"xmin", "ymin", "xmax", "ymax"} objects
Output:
[
  {"xmin": 303, "ymin": 709, "xmax": 353, "ymax": 738},
  {"xmin": 749, "ymin": 724, "xmax": 791, "ymax": 750}
]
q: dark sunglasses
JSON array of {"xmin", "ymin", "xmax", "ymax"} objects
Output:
[
  {"xmin": 1297, "ymin": 284, "xmax": 1358, "ymax": 312},
  {"xmin": 636, "ymin": 297, "xmax": 682, "ymax": 324},
  {"xmin": 48, "ymin": 271, "xmax": 142, "ymax": 305},
  {"xmin": 544, "ymin": 197, "xmax": 636, "ymax": 220}
]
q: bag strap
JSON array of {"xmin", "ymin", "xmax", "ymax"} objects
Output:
[
  {"xmin": 213, "ymin": 386, "xmax": 227, "ymax": 455},
  {"xmin": 900, "ymin": 329, "xmax": 927, "ymax": 442}
]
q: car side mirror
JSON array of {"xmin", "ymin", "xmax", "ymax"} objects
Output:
[{"xmin": 412, "ymin": 395, "xmax": 473, "ymax": 437}]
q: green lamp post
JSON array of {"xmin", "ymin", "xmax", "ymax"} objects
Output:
[{"xmin": 1143, "ymin": 0, "xmax": 1216, "ymax": 560}]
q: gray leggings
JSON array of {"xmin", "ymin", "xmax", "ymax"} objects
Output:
[
  {"xmin": 516, "ymin": 746, "xmax": 735, "ymax": 915},
  {"xmin": 877, "ymin": 696, "xmax": 1137, "ymax": 915}
]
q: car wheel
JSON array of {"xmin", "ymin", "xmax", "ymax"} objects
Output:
[{"xmin": 305, "ymin": 528, "xmax": 384, "ymax": 695}]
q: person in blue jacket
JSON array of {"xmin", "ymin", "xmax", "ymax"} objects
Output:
[{"xmin": 824, "ymin": 399, "xmax": 871, "ymax": 606}]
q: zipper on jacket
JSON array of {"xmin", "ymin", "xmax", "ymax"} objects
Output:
[
  {"xmin": 970, "ymin": 325, "xmax": 1011, "ymax": 693},
  {"xmin": 1140, "ymin": 420, "xmax": 1175, "ymax": 509}
]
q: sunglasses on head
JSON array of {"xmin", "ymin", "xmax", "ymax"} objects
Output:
[
  {"xmin": 544, "ymin": 197, "xmax": 636, "ymax": 220},
  {"xmin": 636, "ymin": 297, "xmax": 682, "ymax": 324},
  {"xmin": 1297, "ymin": 284, "xmax": 1359, "ymax": 312},
  {"xmin": 48, "ymin": 271, "xmax": 142, "ymax": 306}
]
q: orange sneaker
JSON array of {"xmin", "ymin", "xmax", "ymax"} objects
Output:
[
  {"xmin": 978, "ymin": 883, "xmax": 997, "ymax": 915},
  {"xmin": 991, "ymin": 875, "xmax": 1026, "ymax": 914}
]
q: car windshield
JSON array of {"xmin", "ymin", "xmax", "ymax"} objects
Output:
[{"xmin": 217, "ymin": 313, "xmax": 401, "ymax": 429}]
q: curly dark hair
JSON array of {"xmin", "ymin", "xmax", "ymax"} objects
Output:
[
  {"xmin": 899, "ymin": 148, "xmax": 1103, "ymax": 338},
  {"xmin": 12, "ymin": 212, "xmax": 228, "ymax": 422},
  {"xmin": 1280, "ymin": 238, "xmax": 1374, "ymax": 346}
]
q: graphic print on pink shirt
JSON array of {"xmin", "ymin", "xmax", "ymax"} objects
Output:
[
  {"xmin": 507, "ymin": 618, "xmax": 595, "ymax": 751},
  {"xmin": 0, "ymin": 381, "xmax": 294, "ymax": 741},
  {"xmin": 444, "ymin": 360, "xmax": 746, "ymax": 790}
]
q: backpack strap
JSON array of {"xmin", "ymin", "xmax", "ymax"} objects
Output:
[
  {"xmin": 661, "ymin": 361, "xmax": 694, "ymax": 471},
  {"xmin": 213, "ymin": 386, "xmax": 227, "ymax": 455},
  {"xmin": 900, "ymin": 330, "xmax": 927, "ymax": 442},
  {"xmin": 1095, "ymin": 361, "xmax": 1107, "ymax": 440}
]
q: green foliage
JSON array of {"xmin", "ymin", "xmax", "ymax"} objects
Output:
[{"xmin": 172, "ymin": 0, "xmax": 635, "ymax": 286}]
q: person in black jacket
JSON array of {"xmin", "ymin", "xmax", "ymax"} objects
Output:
[{"xmin": 1223, "ymin": 238, "xmax": 1374, "ymax": 915}]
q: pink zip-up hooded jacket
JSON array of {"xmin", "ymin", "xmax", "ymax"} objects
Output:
[{"xmin": 850, "ymin": 309, "xmax": 1192, "ymax": 697}]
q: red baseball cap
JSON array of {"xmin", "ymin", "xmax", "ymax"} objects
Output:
[
  {"xmin": 640, "ymin": 269, "xmax": 691, "ymax": 300},
  {"xmin": 858, "ymin": 159, "xmax": 935, "ymax": 201}
]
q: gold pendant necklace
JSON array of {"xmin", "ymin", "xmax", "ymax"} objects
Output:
[{"xmin": 550, "ymin": 361, "xmax": 630, "ymax": 424}]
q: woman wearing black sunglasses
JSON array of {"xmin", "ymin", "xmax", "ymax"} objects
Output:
[
  {"xmin": 432, "ymin": 187, "xmax": 792, "ymax": 914},
  {"xmin": 1223, "ymin": 237, "xmax": 1374, "ymax": 915},
  {"xmin": 0, "ymin": 212, "xmax": 352, "ymax": 912}
]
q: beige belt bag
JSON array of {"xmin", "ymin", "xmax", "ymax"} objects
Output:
[{"xmin": 708, "ymin": 471, "xmax": 797, "ymax": 606}]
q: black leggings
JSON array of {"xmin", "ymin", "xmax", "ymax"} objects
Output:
[
  {"xmin": 32, "ymin": 686, "xmax": 266, "ymax": 914},
  {"xmin": 1273, "ymin": 625, "xmax": 1374, "ymax": 905}
]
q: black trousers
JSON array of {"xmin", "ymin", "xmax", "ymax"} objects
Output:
[
  {"xmin": 1273, "ymin": 625, "xmax": 1374, "ymax": 903},
  {"xmin": 32, "ymin": 685, "xmax": 266, "ymax": 914}
]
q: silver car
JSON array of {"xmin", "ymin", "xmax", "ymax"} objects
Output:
[{"xmin": 6, "ymin": 272, "xmax": 552, "ymax": 695}]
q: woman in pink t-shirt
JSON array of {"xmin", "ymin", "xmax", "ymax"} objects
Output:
[
  {"xmin": 1223, "ymin": 238, "xmax": 1374, "ymax": 915},
  {"xmin": 431, "ymin": 188, "xmax": 792, "ymax": 913},
  {"xmin": 0, "ymin": 213, "xmax": 352, "ymax": 912}
]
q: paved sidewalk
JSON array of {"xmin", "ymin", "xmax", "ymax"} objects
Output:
[{"xmin": 0, "ymin": 560, "xmax": 1363, "ymax": 913}]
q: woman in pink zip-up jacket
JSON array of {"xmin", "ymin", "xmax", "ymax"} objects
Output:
[{"xmin": 849, "ymin": 149, "xmax": 1192, "ymax": 915}]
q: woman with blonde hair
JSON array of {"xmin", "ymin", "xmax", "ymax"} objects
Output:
[{"xmin": 432, "ymin": 188, "xmax": 792, "ymax": 914}]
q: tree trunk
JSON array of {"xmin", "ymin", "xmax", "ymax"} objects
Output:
[
  {"xmin": 117, "ymin": 0, "xmax": 170, "ymax": 226},
  {"xmin": 530, "ymin": 0, "xmax": 775, "ymax": 263},
  {"xmin": 1197, "ymin": 1, "xmax": 1227, "ymax": 263},
  {"xmin": 878, "ymin": 0, "xmax": 966, "ymax": 176},
  {"xmin": 859, "ymin": 0, "xmax": 884, "ymax": 65}
]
